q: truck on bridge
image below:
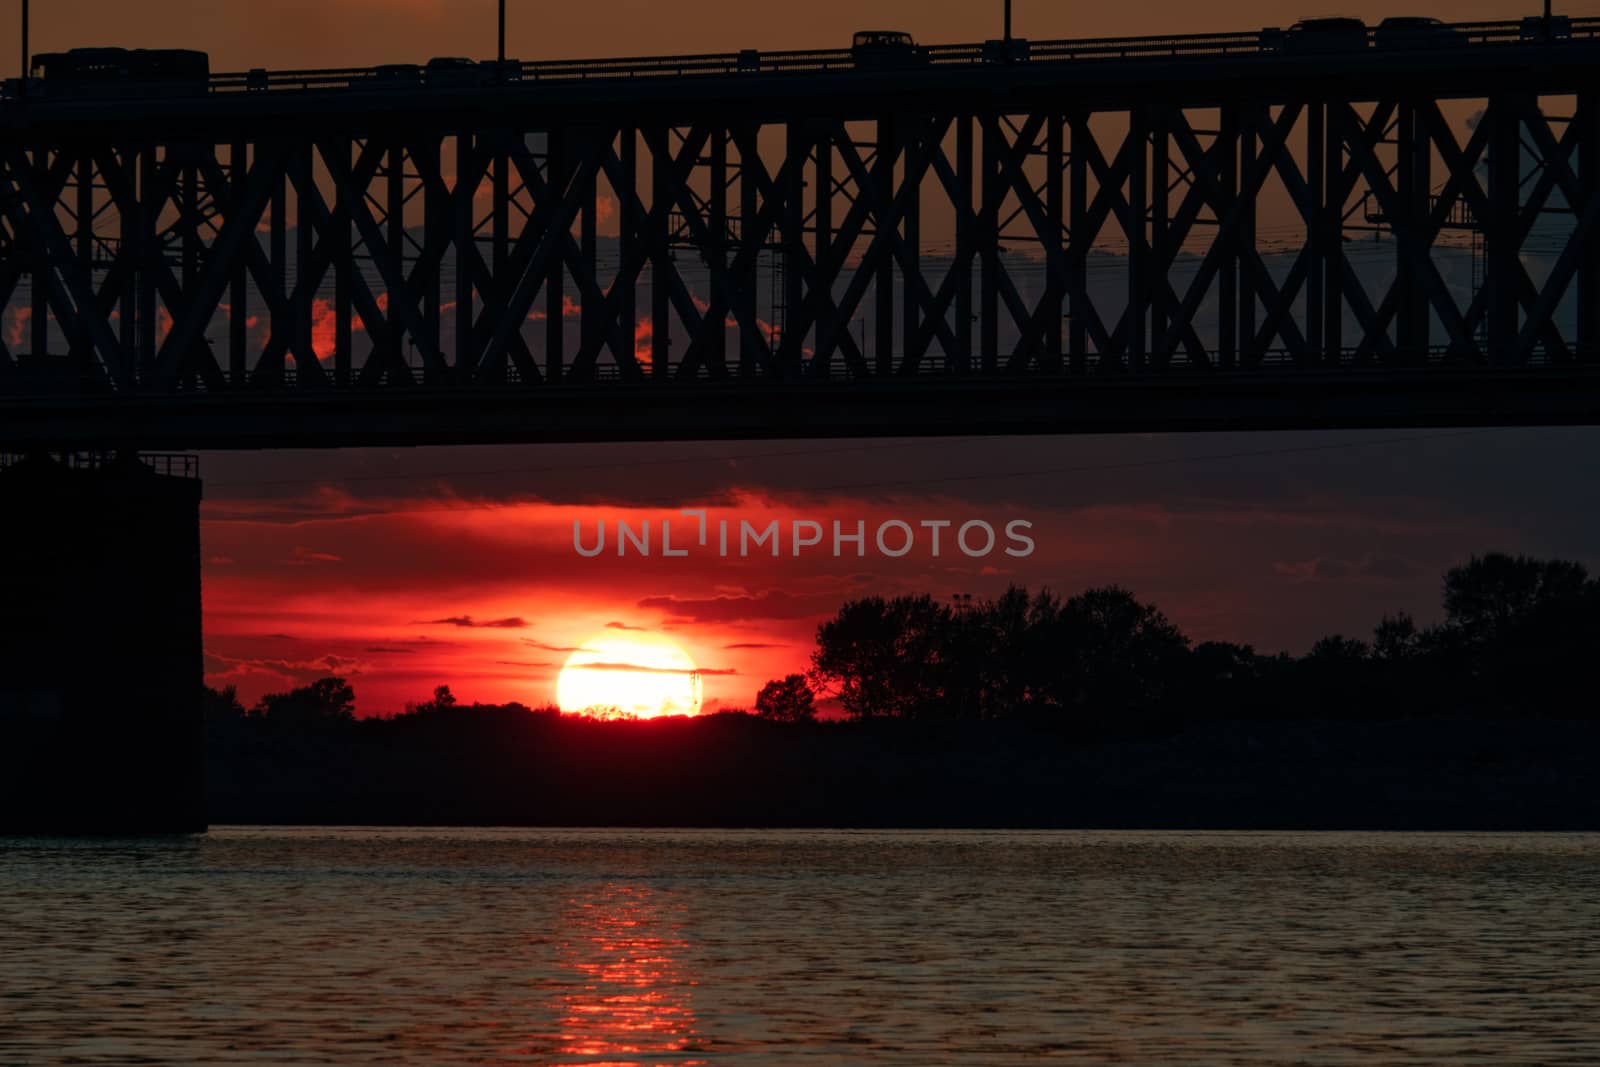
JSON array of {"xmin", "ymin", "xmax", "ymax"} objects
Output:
[{"xmin": 25, "ymin": 47, "xmax": 210, "ymax": 98}]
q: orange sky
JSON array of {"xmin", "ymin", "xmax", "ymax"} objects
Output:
[
  {"xmin": 194, "ymin": 427, "xmax": 1600, "ymax": 716},
  {"xmin": 8, "ymin": 0, "xmax": 1594, "ymax": 77}
]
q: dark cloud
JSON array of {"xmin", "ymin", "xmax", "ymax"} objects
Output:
[
  {"xmin": 637, "ymin": 590, "xmax": 839, "ymax": 623},
  {"xmin": 571, "ymin": 661, "xmax": 738, "ymax": 677},
  {"xmin": 421, "ymin": 615, "xmax": 529, "ymax": 629},
  {"xmin": 606, "ymin": 621, "xmax": 647, "ymax": 631},
  {"xmin": 1273, "ymin": 555, "xmax": 1423, "ymax": 584},
  {"xmin": 522, "ymin": 639, "xmax": 585, "ymax": 653},
  {"xmin": 724, "ymin": 642, "xmax": 787, "ymax": 650},
  {"xmin": 205, "ymin": 651, "xmax": 365, "ymax": 687},
  {"xmin": 1359, "ymin": 555, "xmax": 1425, "ymax": 582}
]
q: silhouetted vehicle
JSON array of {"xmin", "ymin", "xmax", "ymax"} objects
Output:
[
  {"xmin": 474, "ymin": 59, "xmax": 523, "ymax": 84},
  {"xmin": 737, "ymin": 49, "xmax": 762, "ymax": 73},
  {"xmin": 371, "ymin": 63, "xmax": 424, "ymax": 87},
  {"xmin": 425, "ymin": 57, "xmax": 484, "ymax": 87},
  {"xmin": 852, "ymin": 31, "xmax": 929, "ymax": 69},
  {"xmin": 1375, "ymin": 17, "xmax": 1465, "ymax": 50},
  {"xmin": 31, "ymin": 48, "xmax": 210, "ymax": 97},
  {"xmin": 1521, "ymin": 15, "xmax": 1573, "ymax": 41},
  {"xmin": 1281, "ymin": 18, "xmax": 1369, "ymax": 54},
  {"xmin": 982, "ymin": 38, "xmax": 1031, "ymax": 63}
]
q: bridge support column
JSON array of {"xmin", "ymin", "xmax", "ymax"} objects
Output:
[
  {"xmin": 875, "ymin": 115, "xmax": 896, "ymax": 374},
  {"xmin": 1045, "ymin": 113, "xmax": 1065, "ymax": 368},
  {"xmin": 1240, "ymin": 113, "xmax": 1257, "ymax": 365},
  {"xmin": 1487, "ymin": 94, "xmax": 1525, "ymax": 365},
  {"xmin": 738, "ymin": 125, "xmax": 762, "ymax": 375},
  {"xmin": 0, "ymin": 453, "xmax": 205, "ymax": 834},
  {"xmin": 230, "ymin": 138, "xmax": 250, "ymax": 383},
  {"xmin": 955, "ymin": 114, "xmax": 974, "ymax": 372},
  {"xmin": 1068, "ymin": 112, "xmax": 1087, "ymax": 371},
  {"xmin": 813, "ymin": 124, "xmax": 835, "ymax": 375},
  {"xmin": 1128, "ymin": 106, "xmax": 1148, "ymax": 367},
  {"xmin": 1218, "ymin": 105, "xmax": 1238, "ymax": 369},
  {"xmin": 1322, "ymin": 100, "xmax": 1344, "ymax": 365},
  {"xmin": 546, "ymin": 130, "xmax": 566, "ymax": 383},
  {"xmin": 981, "ymin": 113, "xmax": 1000, "ymax": 372},
  {"xmin": 31, "ymin": 146, "xmax": 49, "ymax": 360},
  {"xmin": 72, "ymin": 153, "xmax": 92, "ymax": 365},
  {"xmin": 1397, "ymin": 100, "xmax": 1432, "ymax": 364},
  {"xmin": 708, "ymin": 128, "xmax": 729, "ymax": 373},
  {"xmin": 1579, "ymin": 90, "xmax": 1600, "ymax": 362},
  {"xmin": 786, "ymin": 122, "xmax": 808, "ymax": 377},
  {"xmin": 1306, "ymin": 100, "xmax": 1325, "ymax": 366},
  {"xmin": 1150, "ymin": 109, "xmax": 1169, "ymax": 365}
]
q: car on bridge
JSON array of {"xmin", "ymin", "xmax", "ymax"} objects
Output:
[
  {"xmin": 1260, "ymin": 17, "xmax": 1369, "ymax": 55},
  {"xmin": 1521, "ymin": 14, "xmax": 1573, "ymax": 41},
  {"xmin": 370, "ymin": 63, "xmax": 425, "ymax": 87},
  {"xmin": 424, "ymin": 57, "xmax": 486, "ymax": 87},
  {"xmin": 1374, "ymin": 17, "xmax": 1466, "ymax": 50},
  {"xmin": 851, "ymin": 31, "xmax": 930, "ymax": 69},
  {"xmin": 982, "ymin": 38, "xmax": 1032, "ymax": 63}
]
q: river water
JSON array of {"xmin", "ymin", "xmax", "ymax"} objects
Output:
[{"xmin": 1, "ymin": 829, "xmax": 1597, "ymax": 1064}]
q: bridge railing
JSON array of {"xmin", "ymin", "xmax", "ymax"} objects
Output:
[
  {"xmin": 184, "ymin": 15, "xmax": 1600, "ymax": 91},
  {"xmin": 11, "ymin": 17, "xmax": 1600, "ymax": 105},
  {"xmin": 0, "ymin": 451, "xmax": 199, "ymax": 478}
]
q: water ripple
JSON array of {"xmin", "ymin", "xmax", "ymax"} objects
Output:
[{"xmin": 0, "ymin": 829, "xmax": 1597, "ymax": 1064}]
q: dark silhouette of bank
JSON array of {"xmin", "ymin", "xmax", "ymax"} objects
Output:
[
  {"xmin": 0, "ymin": 453, "xmax": 204, "ymax": 835},
  {"xmin": 201, "ymin": 552, "xmax": 1600, "ymax": 830}
]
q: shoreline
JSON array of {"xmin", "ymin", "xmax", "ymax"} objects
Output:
[{"xmin": 199, "ymin": 714, "xmax": 1600, "ymax": 834}]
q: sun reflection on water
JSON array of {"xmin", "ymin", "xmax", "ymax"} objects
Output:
[{"xmin": 548, "ymin": 884, "xmax": 706, "ymax": 1066}]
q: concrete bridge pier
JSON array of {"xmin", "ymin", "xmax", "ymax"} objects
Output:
[{"xmin": 0, "ymin": 452, "xmax": 205, "ymax": 835}]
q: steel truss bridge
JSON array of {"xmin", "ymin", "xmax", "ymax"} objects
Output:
[{"xmin": 4, "ymin": 17, "xmax": 1600, "ymax": 448}]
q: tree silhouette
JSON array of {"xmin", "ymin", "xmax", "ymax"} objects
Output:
[
  {"xmin": 1432, "ymin": 554, "xmax": 1600, "ymax": 715},
  {"xmin": 963, "ymin": 586, "xmax": 1053, "ymax": 720},
  {"xmin": 1443, "ymin": 553, "xmax": 1590, "ymax": 644},
  {"xmin": 403, "ymin": 684, "xmax": 459, "ymax": 718},
  {"xmin": 756, "ymin": 675, "xmax": 816, "ymax": 723},
  {"xmin": 203, "ymin": 684, "xmax": 246, "ymax": 724},
  {"xmin": 1372, "ymin": 613, "xmax": 1423, "ymax": 662},
  {"xmin": 1307, "ymin": 635, "xmax": 1371, "ymax": 663},
  {"xmin": 1032, "ymin": 586, "xmax": 1191, "ymax": 718},
  {"xmin": 811, "ymin": 594, "xmax": 959, "ymax": 719},
  {"xmin": 812, "ymin": 585, "xmax": 1191, "ymax": 723},
  {"xmin": 251, "ymin": 676, "xmax": 357, "ymax": 727}
]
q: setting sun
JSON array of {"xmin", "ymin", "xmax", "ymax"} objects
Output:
[{"xmin": 556, "ymin": 631, "xmax": 704, "ymax": 719}]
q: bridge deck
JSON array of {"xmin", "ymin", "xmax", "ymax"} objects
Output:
[
  {"xmin": 4, "ymin": 17, "xmax": 1600, "ymax": 121},
  {"xmin": 3, "ymin": 366, "xmax": 1600, "ymax": 450}
]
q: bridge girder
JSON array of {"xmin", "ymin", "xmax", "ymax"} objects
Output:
[{"xmin": 2, "ymin": 48, "xmax": 1600, "ymax": 447}]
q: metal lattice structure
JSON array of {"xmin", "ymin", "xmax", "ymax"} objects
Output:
[{"xmin": 3, "ymin": 19, "xmax": 1600, "ymax": 448}]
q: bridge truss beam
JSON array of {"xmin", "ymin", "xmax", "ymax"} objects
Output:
[{"xmin": 3, "ymin": 61, "xmax": 1600, "ymax": 446}]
